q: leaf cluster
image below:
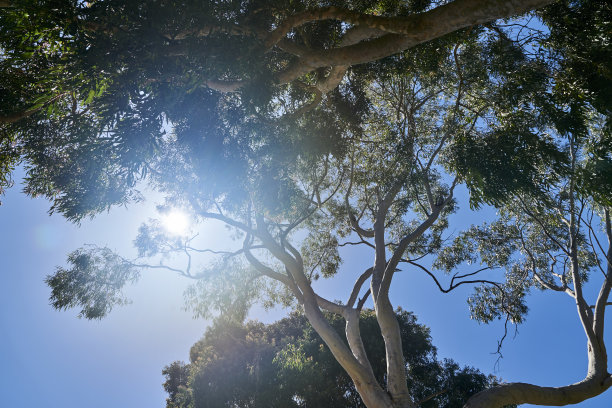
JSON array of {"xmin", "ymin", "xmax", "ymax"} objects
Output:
[{"xmin": 46, "ymin": 246, "xmax": 139, "ymax": 319}]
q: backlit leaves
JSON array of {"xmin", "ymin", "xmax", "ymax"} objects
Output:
[{"xmin": 46, "ymin": 246, "xmax": 139, "ymax": 319}]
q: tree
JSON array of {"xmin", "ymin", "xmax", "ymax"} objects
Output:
[
  {"xmin": 435, "ymin": 131, "xmax": 612, "ymax": 406},
  {"xmin": 1, "ymin": 1, "xmax": 610, "ymax": 408},
  {"xmin": 163, "ymin": 310, "xmax": 504, "ymax": 408},
  {"xmin": 0, "ymin": 0, "xmax": 557, "ymax": 216}
]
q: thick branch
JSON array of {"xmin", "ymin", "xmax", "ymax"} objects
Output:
[
  {"xmin": 314, "ymin": 294, "xmax": 346, "ymax": 315},
  {"xmin": 464, "ymin": 375, "xmax": 612, "ymax": 408},
  {"xmin": 204, "ymin": 79, "xmax": 244, "ymax": 93},
  {"xmin": 276, "ymin": 0, "xmax": 554, "ymax": 84},
  {"xmin": 370, "ymin": 187, "xmax": 412, "ymax": 406},
  {"xmin": 253, "ymin": 217, "xmax": 386, "ymax": 403},
  {"xmin": 267, "ymin": 0, "xmax": 552, "ymax": 48},
  {"xmin": 345, "ymin": 308, "xmax": 377, "ymax": 378}
]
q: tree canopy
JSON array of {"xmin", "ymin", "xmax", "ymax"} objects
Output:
[
  {"xmin": 1, "ymin": 1, "xmax": 611, "ymax": 408},
  {"xmin": 163, "ymin": 310, "xmax": 504, "ymax": 408},
  {"xmin": 0, "ymin": 0, "xmax": 561, "ymax": 218}
]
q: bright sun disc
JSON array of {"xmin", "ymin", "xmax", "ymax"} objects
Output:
[{"xmin": 161, "ymin": 210, "xmax": 190, "ymax": 236}]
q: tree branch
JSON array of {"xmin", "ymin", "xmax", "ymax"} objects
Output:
[
  {"xmin": 276, "ymin": 0, "xmax": 554, "ymax": 85},
  {"xmin": 347, "ymin": 267, "xmax": 373, "ymax": 308},
  {"xmin": 0, "ymin": 93, "xmax": 68, "ymax": 124},
  {"xmin": 593, "ymin": 209, "xmax": 612, "ymax": 342},
  {"xmin": 408, "ymin": 260, "xmax": 502, "ymax": 294},
  {"xmin": 266, "ymin": 0, "xmax": 553, "ymax": 49},
  {"xmin": 464, "ymin": 375, "xmax": 612, "ymax": 408}
]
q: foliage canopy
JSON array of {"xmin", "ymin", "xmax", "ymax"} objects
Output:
[
  {"xmin": 0, "ymin": 1, "xmax": 611, "ymax": 407},
  {"xmin": 163, "ymin": 310, "xmax": 503, "ymax": 408}
]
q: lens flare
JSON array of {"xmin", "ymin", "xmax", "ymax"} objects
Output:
[{"xmin": 161, "ymin": 210, "xmax": 190, "ymax": 236}]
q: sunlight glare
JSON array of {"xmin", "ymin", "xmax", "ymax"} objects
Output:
[{"xmin": 161, "ymin": 209, "xmax": 191, "ymax": 236}]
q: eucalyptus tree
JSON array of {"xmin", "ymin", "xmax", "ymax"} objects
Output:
[
  {"xmin": 434, "ymin": 124, "xmax": 612, "ymax": 406},
  {"xmin": 162, "ymin": 310, "xmax": 500, "ymax": 408},
  {"xmin": 42, "ymin": 25, "xmax": 593, "ymax": 407},
  {"xmin": 434, "ymin": 4, "xmax": 612, "ymax": 403},
  {"xmin": 1, "ymin": 1, "xmax": 611, "ymax": 408}
]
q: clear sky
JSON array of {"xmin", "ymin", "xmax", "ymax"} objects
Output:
[{"xmin": 0, "ymin": 167, "xmax": 610, "ymax": 407}]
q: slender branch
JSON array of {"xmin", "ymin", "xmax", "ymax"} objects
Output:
[
  {"xmin": 347, "ymin": 268, "xmax": 373, "ymax": 308},
  {"xmin": 566, "ymin": 138, "xmax": 598, "ymax": 347},
  {"xmin": 450, "ymin": 266, "xmax": 492, "ymax": 287},
  {"xmin": 357, "ymin": 289, "xmax": 371, "ymax": 311},
  {"xmin": 417, "ymin": 389, "xmax": 448, "ymax": 406},
  {"xmin": 338, "ymin": 239, "xmax": 376, "ymax": 249},
  {"xmin": 199, "ymin": 211, "xmax": 256, "ymax": 236},
  {"xmin": 128, "ymin": 261, "xmax": 186, "ymax": 276},
  {"xmin": 516, "ymin": 196, "xmax": 571, "ymax": 256},
  {"xmin": 381, "ymin": 181, "xmax": 456, "ymax": 297},
  {"xmin": 409, "ymin": 260, "xmax": 503, "ymax": 294},
  {"xmin": 345, "ymin": 155, "xmax": 375, "ymax": 238},
  {"xmin": 590, "ymin": 303, "xmax": 612, "ymax": 309},
  {"xmin": 518, "ymin": 229, "xmax": 574, "ymax": 296},
  {"xmin": 0, "ymin": 92, "xmax": 68, "ymax": 124}
]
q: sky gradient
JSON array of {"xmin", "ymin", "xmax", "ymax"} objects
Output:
[{"xmin": 0, "ymin": 168, "xmax": 610, "ymax": 407}]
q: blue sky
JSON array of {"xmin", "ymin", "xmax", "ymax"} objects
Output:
[{"xmin": 0, "ymin": 168, "xmax": 610, "ymax": 407}]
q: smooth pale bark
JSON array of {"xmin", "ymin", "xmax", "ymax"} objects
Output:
[
  {"xmin": 302, "ymin": 299, "xmax": 396, "ymax": 408},
  {"xmin": 593, "ymin": 210, "xmax": 612, "ymax": 348},
  {"xmin": 253, "ymin": 217, "xmax": 397, "ymax": 408},
  {"xmin": 369, "ymin": 183, "xmax": 419, "ymax": 408},
  {"xmin": 345, "ymin": 309, "xmax": 375, "ymax": 373},
  {"xmin": 464, "ymin": 372, "xmax": 612, "ymax": 407}
]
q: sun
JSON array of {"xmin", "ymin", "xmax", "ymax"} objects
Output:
[{"xmin": 161, "ymin": 209, "xmax": 191, "ymax": 236}]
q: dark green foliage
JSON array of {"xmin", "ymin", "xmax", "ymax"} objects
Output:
[
  {"xmin": 580, "ymin": 123, "xmax": 612, "ymax": 206},
  {"xmin": 3, "ymin": 0, "xmax": 604, "ymax": 216},
  {"xmin": 163, "ymin": 310, "xmax": 502, "ymax": 408},
  {"xmin": 2, "ymin": 2, "xmax": 609, "ymax": 406},
  {"xmin": 538, "ymin": 0, "xmax": 612, "ymax": 206},
  {"xmin": 162, "ymin": 362, "xmax": 191, "ymax": 408},
  {"xmin": 0, "ymin": 131, "xmax": 18, "ymax": 203},
  {"xmin": 0, "ymin": 0, "xmax": 375, "ymax": 216},
  {"xmin": 451, "ymin": 128, "xmax": 567, "ymax": 208},
  {"xmin": 539, "ymin": 0, "xmax": 612, "ymax": 122},
  {"xmin": 436, "ymin": 145, "xmax": 604, "ymax": 326}
]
